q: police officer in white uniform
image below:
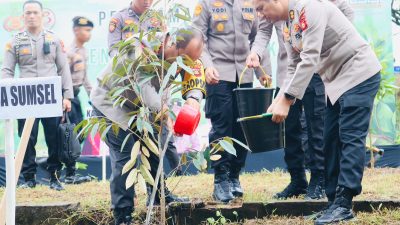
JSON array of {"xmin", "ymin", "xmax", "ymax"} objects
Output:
[{"xmin": 253, "ymin": 0, "xmax": 381, "ymax": 224}]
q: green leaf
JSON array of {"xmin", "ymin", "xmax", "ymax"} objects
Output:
[
  {"xmin": 122, "ymin": 159, "xmax": 136, "ymax": 175},
  {"xmin": 230, "ymin": 138, "xmax": 251, "ymax": 151},
  {"xmin": 145, "ymin": 136, "xmax": 160, "ymax": 156},
  {"xmin": 140, "ymin": 164, "xmax": 155, "ymax": 186},
  {"xmin": 131, "ymin": 141, "xmax": 141, "ymax": 161},
  {"xmin": 220, "ymin": 217, "xmax": 226, "ymax": 224},
  {"xmin": 121, "ymin": 133, "xmax": 132, "ymax": 152},
  {"xmin": 176, "ymin": 56, "xmax": 193, "ymax": 74},
  {"xmin": 90, "ymin": 123, "xmax": 99, "ymax": 139},
  {"xmin": 100, "ymin": 125, "xmax": 112, "ymax": 141},
  {"xmin": 216, "ymin": 211, "xmax": 221, "ymax": 217},
  {"xmin": 219, "ymin": 140, "xmax": 237, "ymax": 156},
  {"xmin": 174, "ymin": 13, "xmax": 190, "ymax": 21},
  {"xmin": 137, "ymin": 173, "xmax": 147, "ymax": 193},
  {"xmin": 125, "ymin": 168, "xmax": 138, "ymax": 189},
  {"xmin": 143, "ymin": 121, "xmax": 155, "ymax": 137},
  {"xmin": 141, "ymin": 154, "xmax": 151, "ymax": 171},
  {"xmin": 207, "ymin": 218, "xmax": 215, "ymax": 224},
  {"xmin": 75, "ymin": 162, "xmax": 88, "ymax": 170},
  {"xmin": 142, "ymin": 146, "xmax": 150, "ymax": 157}
]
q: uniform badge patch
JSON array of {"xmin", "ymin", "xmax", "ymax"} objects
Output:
[
  {"xmin": 295, "ymin": 33, "xmax": 302, "ymax": 40},
  {"xmin": 294, "ymin": 23, "xmax": 300, "ymax": 33},
  {"xmin": 299, "ymin": 9, "xmax": 308, "ymax": 30},
  {"xmin": 5, "ymin": 42, "xmax": 12, "ymax": 52},
  {"xmin": 109, "ymin": 18, "xmax": 118, "ymax": 33},
  {"xmin": 243, "ymin": 1, "xmax": 252, "ymax": 7},
  {"xmin": 194, "ymin": 4, "xmax": 203, "ymax": 16},
  {"xmin": 283, "ymin": 26, "xmax": 290, "ymax": 42},
  {"xmin": 289, "ymin": 10, "xmax": 295, "ymax": 21},
  {"xmin": 216, "ymin": 22, "xmax": 225, "ymax": 32},
  {"xmin": 213, "ymin": 14, "xmax": 220, "ymax": 20},
  {"xmin": 221, "ymin": 13, "xmax": 229, "ymax": 20}
]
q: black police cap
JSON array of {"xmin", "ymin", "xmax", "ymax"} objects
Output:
[{"xmin": 72, "ymin": 16, "xmax": 94, "ymax": 28}]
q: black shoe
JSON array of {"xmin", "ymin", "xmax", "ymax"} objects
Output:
[
  {"xmin": 50, "ymin": 180, "xmax": 65, "ymax": 191},
  {"xmin": 274, "ymin": 169, "xmax": 308, "ymax": 199},
  {"xmin": 314, "ymin": 204, "xmax": 354, "ymax": 224},
  {"xmin": 146, "ymin": 185, "xmax": 190, "ymax": 206},
  {"xmin": 19, "ymin": 179, "xmax": 36, "ymax": 189},
  {"xmin": 213, "ymin": 172, "xmax": 234, "ymax": 203},
  {"xmin": 113, "ymin": 207, "xmax": 133, "ymax": 225},
  {"xmin": 305, "ymin": 170, "xmax": 326, "ymax": 200},
  {"xmin": 64, "ymin": 174, "xmax": 92, "ymax": 184},
  {"xmin": 229, "ymin": 178, "xmax": 243, "ymax": 198},
  {"xmin": 315, "ymin": 186, "xmax": 354, "ymax": 225},
  {"xmin": 304, "ymin": 201, "xmax": 333, "ymax": 221}
]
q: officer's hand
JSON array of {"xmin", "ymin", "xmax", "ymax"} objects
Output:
[
  {"xmin": 185, "ymin": 98, "xmax": 200, "ymax": 111},
  {"xmin": 246, "ymin": 52, "xmax": 260, "ymax": 68},
  {"xmin": 259, "ymin": 75, "xmax": 272, "ymax": 87},
  {"xmin": 63, "ymin": 99, "xmax": 72, "ymax": 112},
  {"xmin": 268, "ymin": 95, "xmax": 292, "ymax": 124},
  {"xmin": 205, "ymin": 67, "xmax": 220, "ymax": 84}
]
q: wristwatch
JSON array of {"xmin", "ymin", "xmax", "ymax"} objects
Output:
[
  {"xmin": 284, "ymin": 93, "xmax": 296, "ymax": 105},
  {"xmin": 188, "ymin": 95, "xmax": 201, "ymax": 103}
]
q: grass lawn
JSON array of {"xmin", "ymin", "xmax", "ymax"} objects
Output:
[{"xmin": 0, "ymin": 168, "xmax": 399, "ymax": 224}]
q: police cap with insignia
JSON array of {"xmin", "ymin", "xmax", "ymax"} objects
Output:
[{"xmin": 72, "ymin": 16, "xmax": 94, "ymax": 28}]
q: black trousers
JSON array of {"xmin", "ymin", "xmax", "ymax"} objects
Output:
[
  {"xmin": 18, "ymin": 117, "xmax": 62, "ymax": 178},
  {"xmin": 278, "ymin": 74, "xmax": 326, "ymax": 171},
  {"xmin": 205, "ymin": 80, "xmax": 252, "ymax": 174},
  {"xmin": 92, "ymin": 108, "xmax": 160, "ymax": 209},
  {"xmin": 324, "ymin": 73, "xmax": 380, "ymax": 200}
]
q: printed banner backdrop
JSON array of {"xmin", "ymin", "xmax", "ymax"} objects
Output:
[{"xmin": 0, "ymin": 0, "xmax": 397, "ymax": 155}]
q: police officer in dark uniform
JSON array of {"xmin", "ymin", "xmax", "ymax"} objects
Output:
[
  {"xmin": 64, "ymin": 16, "xmax": 94, "ymax": 184},
  {"xmin": 1, "ymin": 0, "xmax": 74, "ymax": 191},
  {"xmin": 91, "ymin": 29, "xmax": 205, "ymax": 225},
  {"xmin": 255, "ymin": 0, "xmax": 381, "ymax": 223},
  {"xmin": 250, "ymin": 0, "xmax": 354, "ymax": 201},
  {"xmin": 193, "ymin": 0, "xmax": 271, "ymax": 203}
]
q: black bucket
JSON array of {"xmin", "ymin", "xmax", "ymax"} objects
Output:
[{"xmin": 234, "ymin": 88, "xmax": 285, "ymax": 153}]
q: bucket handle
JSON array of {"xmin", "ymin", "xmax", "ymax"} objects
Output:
[
  {"xmin": 239, "ymin": 65, "xmax": 272, "ymax": 88},
  {"xmin": 237, "ymin": 113, "xmax": 273, "ymax": 122}
]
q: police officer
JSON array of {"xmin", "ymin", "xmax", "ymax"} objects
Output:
[
  {"xmin": 91, "ymin": 29, "xmax": 205, "ymax": 225},
  {"xmin": 193, "ymin": 0, "xmax": 271, "ymax": 203},
  {"xmin": 1, "ymin": 0, "xmax": 74, "ymax": 191},
  {"xmin": 250, "ymin": 1, "xmax": 354, "ymax": 200},
  {"xmin": 108, "ymin": 1, "xmax": 182, "ymax": 175},
  {"xmin": 108, "ymin": 0, "xmax": 163, "ymax": 57},
  {"xmin": 63, "ymin": 16, "xmax": 95, "ymax": 184},
  {"xmin": 254, "ymin": 0, "xmax": 381, "ymax": 224}
]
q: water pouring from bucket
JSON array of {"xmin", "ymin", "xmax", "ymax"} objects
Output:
[{"xmin": 234, "ymin": 66, "xmax": 285, "ymax": 153}]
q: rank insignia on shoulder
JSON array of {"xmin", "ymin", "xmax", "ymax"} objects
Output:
[{"xmin": 194, "ymin": 3, "xmax": 203, "ymax": 16}]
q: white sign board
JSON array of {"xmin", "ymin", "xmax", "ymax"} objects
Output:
[{"xmin": 0, "ymin": 77, "xmax": 63, "ymax": 119}]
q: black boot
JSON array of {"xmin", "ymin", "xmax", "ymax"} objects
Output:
[
  {"xmin": 113, "ymin": 207, "xmax": 133, "ymax": 225},
  {"xmin": 20, "ymin": 174, "xmax": 36, "ymax": 189},
  {"xmin": 305, "ymin": 170, "xmax": 326, "ymax": 200},
  {"xmin": 274, "ymin": 169, "xmax": 308, "ymax": 199},
  {"xmin": 304, "ymin": 200, "xmax": 333, "ymax": 220},
  {"xmin": 65, "ymin": 171, "xmax": 92, "ymax": 184},
  {"xmin": 315, "ymin": 186, "xmax": 354, "ymax": 225},
  {"xmin": 49, "ymin": 172, "xmax": 65, "ymax": 191},
  {"xmin": 146, "ymin": 184, "xmax": 190, "ymax": 206},
  {"xmin": 229, "ymin": 169, "xmax": 243, "ymax": 198},
  {"xmin": 213, "ymin": 168, "xmax": 234, "ymax": 203}
]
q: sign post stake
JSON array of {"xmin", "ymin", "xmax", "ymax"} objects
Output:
[{"xmin": 5, "ymin": 119, "xmax": 16, "ymax": 225}]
